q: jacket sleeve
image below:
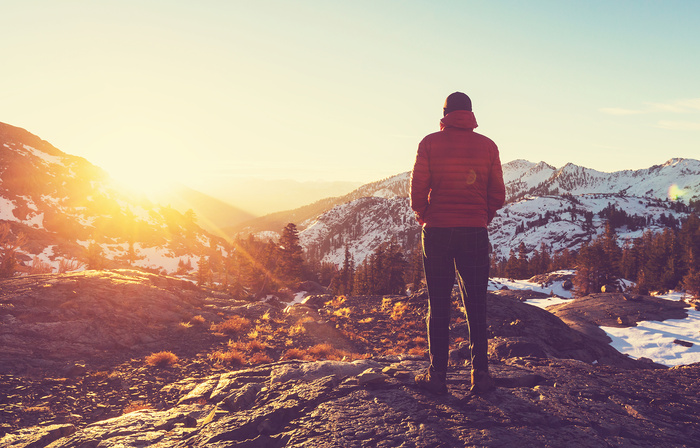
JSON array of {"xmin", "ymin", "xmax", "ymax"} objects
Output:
[
  {"xmin": 486, "ymin": 148, "xmax": 506, "ymax": 224},
  {"xmin": 410, "ymin": 140, "xmax": 431, "ymax": 226}
]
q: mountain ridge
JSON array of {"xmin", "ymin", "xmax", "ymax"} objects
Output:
[{"xmin": 234, "ymin": 157, "xmax": 699, "ymax": 266}]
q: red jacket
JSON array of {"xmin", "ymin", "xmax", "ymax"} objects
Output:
[{"xmin": 410, "ymin": 110, "xmax": 505, "ymax": 228}]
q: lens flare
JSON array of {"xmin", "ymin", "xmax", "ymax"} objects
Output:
[{"xmin": 668, "ymin": 184, "xmax": 685, "ymax": 201}]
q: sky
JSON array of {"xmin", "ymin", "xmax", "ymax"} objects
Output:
[{"xmin": 2, "ymin": 0, "xmax": 700, "ymax": 194}]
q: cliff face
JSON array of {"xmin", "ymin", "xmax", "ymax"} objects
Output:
[{"xmin": 2, "ymin": 270, "xmax": 699, "ymax": 447}]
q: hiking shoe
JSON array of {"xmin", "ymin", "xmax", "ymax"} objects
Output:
[
  {"xmin": 468, "ymin": 370, "xmax": 496, "ymax": 396},
  {"xmin": 415, "ymin": 369, "xmax": 448, "ymax": 395}
]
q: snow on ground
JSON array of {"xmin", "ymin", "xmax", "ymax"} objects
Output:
[
  {"xmin": 0, "ymin": 196, "xmax": 16, "ymax": 221},
  {"xmin": 489, "ymin": 273, "xmax": 574, "ymax": 303},
  {"xmin": 22, "ymin": 144, "xmax": 63, "ymax": 165},
  {"xmin": 490, "ymin": 277, "xmax": 698, "ymax": 366},
  {"xmin": 602, "ymin": 292, "xmax": 700, "ymax": 367},
  {"xmin": 134, "ymin": 244, "xmax": 181, "ymax": 274}
]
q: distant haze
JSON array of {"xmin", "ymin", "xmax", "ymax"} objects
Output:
[{"xmin": 187, "ymin": 178, "xmax": 362, "ymax": 216}]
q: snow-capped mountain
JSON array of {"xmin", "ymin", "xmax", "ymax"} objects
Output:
[
  {"xmin": 0, "ymin": 122, "xmax": 223, "ymax": 274},
  {"xmin": 293, "ymin": 158, "xmax": 699, "ymax": 266},
  {"xmin": 503, "ymin": 158, "xmax": 700, "ymax": 202}
]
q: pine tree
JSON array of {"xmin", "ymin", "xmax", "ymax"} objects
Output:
[
  {"xmin": 409, "ymin": 245, "xmax": 425, "ymax": 291},
  {"xmin": 573, "ymin": 241, "xmax": 607, "ymax": 296},
  {"xmin": 277, "ymin": 223, "xmax": 304, "ymax": 285},
  {"xmin": 0, "ymin": 223, "xmax": 26, "ymax": 278},
  {"xmin": 85, "ymin": 240, "xmax": 105, "ymax": 270},
  {"xmin": 385, "ymin": 241, "xmax": 407, "ymax": 295},
  {"xmin": 337, "ymin": 245, "xmax": 354, "ymax": 295}
]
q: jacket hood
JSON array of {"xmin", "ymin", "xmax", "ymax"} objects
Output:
[{"xmin": 440, "ymin": 110, "xmax": 478, "ymax": 131}]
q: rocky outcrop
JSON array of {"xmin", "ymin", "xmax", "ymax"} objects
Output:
[
  {"xmin": 3, "ymin": 358, "xmax": 699, "ymax": 448},
  {"xmin": 0, "ymin": 269, "xmax": 250, "ymax": 374},
  {"xmin": 548, "ymin": 293, "xmax": 689, "ymax": 344},
  {"xmin": 2, "ymin": 270, "xmax": 699, "ymax": 447}
]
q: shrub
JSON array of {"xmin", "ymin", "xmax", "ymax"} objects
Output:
[
  {"xmin": 390, "ymin": 302, "xmax": 409, "ymax": 320},
  {"xmin": 178, "ymin": 321, "xmax": 194, "ymax": 331},
  {"xmin": 30, "ymin": 256, "xmax": 53, "ymax": 274},
  {"xmin": 325, "ymin": 295, "xmax": 346, "ymax": 308},
  {"xmin": 58, "ymin": 258, "xmax": 84, "ymax": 274},
  {"xmin": 333, "ymin": 307, "xmax": 352, "ymax": 318},
  {"xmin": 211, "ymin": 315, "xmax": 250, "ymax": 335},
  {"xmin": 408, "ymin": 346, "xmax": 426, "ymax": 357},
  {"xmin": 381, "ymin": 297, "xmax": 393, "ymax": 312},
  {"xmin": 282, "ymin": 347, "xmax": 307, "ymax": 360},
  {"xmin": 358, "ymin": 317, "xmax": 374, "ymax": 324},
  {"xmin": 145, "ymin": 351, "xmax": 178, "ymax": 367},
  {"xmin": 288, "ymin": 323, "xmax": 306, "ymax": 336},
  {"xmin": 191, "ymin": 315, "xmax": 206, "ymax": 326},
  {"xmin": 306, "ymin": 343, "xmax": 354, "ymax": 361},
  {"xmin": 249, "ymin": 352, "xmax": 273, "ymax": 365},
  {"xmin": 210, "ymin": 349, "xmax": 245, "ymax": 366},
  {"xmin": 247, "ymin": 339, "xmax": 267, "ymax": 351}
]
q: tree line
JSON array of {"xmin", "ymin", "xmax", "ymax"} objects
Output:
[{"xmin": 492, "ymin": 213, "xmax": 700, "ymax": 297}]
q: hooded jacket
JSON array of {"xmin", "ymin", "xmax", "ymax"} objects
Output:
[{"xmin": 410, "ymin": 110, "xmax": 505, "ymax": 228}]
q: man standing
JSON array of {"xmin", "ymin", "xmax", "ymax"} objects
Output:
[{"xmin": 410, "ymin": 92, "xmax": 505, "ymax": 396}]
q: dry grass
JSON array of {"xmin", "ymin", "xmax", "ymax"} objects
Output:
[
  {"xmin": 333, "ymin": 307, "xmax": 352, "ymax": 318},
  {"xmin": 191, "ymin": 315, "xmax": 206, "ymax": 326},
  {"xmin": 358, "ymin": 317, "xmax": 374, "ymax": 324},
  {"xmin": 23, "ymin": 406, "xmax": 51, "ymax": 413},
  {"xmin": 288, "ymin": 323, "xmax": 306, "ymax": 336},
  {"xmin": 282, "ymin": 343, "xmax": 357, "ymax": 362},
  {"xmin": 122, "ymin": 401, "xmax": 153, "ymax": 414},
  {"xmin": 282, "ymin": 347, "xmax": 307, "ymax": 360},
  {"xmin": 145, "ymin": 351, "xmax": 178, "ymax": 367},
  {"xmin": 210, "ymin": 349, "xmax": 245, "ymax": 366},
  {"xmin": 381, "ymin": 297, "xmax": 393, "ymax": 312},
  {"xmin": 247, "ymin": 339, "xmax": 267, "ymax": 351},
  {"xmin": 211, "ymin": 315, "xmax": 251, "ymax": 335},
  {"xmin": 249, "ymin": 352, "xmax": 273, "ymax": 365},
  {"xmin": 413, "ymin": 336, "xmax": 427, "ymax": 346},
  {"xmin": 390, "ymin": 302, "xmax": 409, "ymax": 320},
  {"xmin": 407, "ymin": 346, "xmax": 426, "ymax": 357},
  {"xmin": 325, "ymin": 295, "xmax": 346, "ymax": 308}
]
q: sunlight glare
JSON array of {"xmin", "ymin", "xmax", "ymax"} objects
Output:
[
  {"xmin": 92, "ymin": 124, "xmax": 194, "ymax": 197},
  {"xmin": 668, "ymin": 184, "xmax": 686, "ymax": 201}
]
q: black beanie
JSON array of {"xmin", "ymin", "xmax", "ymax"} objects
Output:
[{"xmin": 443, "ymin": 92, "xmax": 472, "ymax": 116}]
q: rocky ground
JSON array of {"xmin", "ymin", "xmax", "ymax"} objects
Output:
[{"xmin": 1, "ymin": 270, "xmax": 699, "ymax": 447}]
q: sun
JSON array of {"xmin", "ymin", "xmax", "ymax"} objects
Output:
[{"xmin": 90, "ymin": 124, "xmax": 194, "ymax": 198}]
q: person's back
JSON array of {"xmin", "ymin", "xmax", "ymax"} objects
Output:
[
  {"xmin": 410, "ymin": 92, "xmax": 505, "ymax": 397},
  {"xmin": 411, "ymin": 108, "xmax": 502, "ymax": 228}
]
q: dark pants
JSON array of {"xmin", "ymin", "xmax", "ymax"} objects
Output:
[{"xmin": 422, "ymin": 226, "xmax": 490, "ymax": 375}]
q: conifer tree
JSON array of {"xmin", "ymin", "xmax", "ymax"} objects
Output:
[
  {"xmin": 385, "ymin": 240, "xmax": 408, "ymax": 295},
  {"xmin": 0, "ymin": 223, "xmax": 26, "ymax": 278},
  {"xmin": 338, "ymin": 245, "xmax": 355, "ymax": 295},
  {"xmin": 277, "ymin": 223, "xmax": 304, "ymax": 285}
]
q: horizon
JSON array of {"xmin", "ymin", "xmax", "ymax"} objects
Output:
[{"xmin": 2, "ymin": 1, "xmax": 700, "ymax": 194}]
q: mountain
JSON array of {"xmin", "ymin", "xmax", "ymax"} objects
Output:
[
  {"xmin": 237, "ymin": 158, "xmax": 700, "ymax": 266},
  {"xmin": 151, "ymin": 184, "xmax": 255, "ymax": 237},
  {"xmin": 503, "ymin": 158, "xmax": 700, "ymax": 202},
  {"xmin": 0, "ymin": 122, "xmax": 223, "ymax": 274}
]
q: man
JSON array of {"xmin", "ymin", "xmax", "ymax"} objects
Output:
[{"xmin": 410, "ymin": 92, "xmax": 505, "ymax": 396}]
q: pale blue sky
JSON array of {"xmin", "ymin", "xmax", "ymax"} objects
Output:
[{"xmin": 2, "ymin": 1, "xmax": 699, "ymax": 191}]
